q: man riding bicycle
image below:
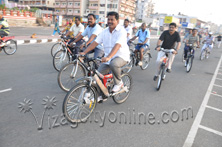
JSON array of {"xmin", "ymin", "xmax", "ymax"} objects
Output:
[
  {"xmin": 72, "ymin": 14, "xmax": 104, "ymax": 59},
  {"xmin": 66, "ymin": 16, "xmax": 84, "ymax": 45},
  {"xmin": 80, "ymin": 11, "xmax": 130, "ymax": 103},
  {"xmin": 61, "ymin": 19, "xmax": 73, "ymax": 36},
  {"xmin": 123, "ymin": 19, "xmax": 132, "ymax": 45},
  {"xmin": 154, "ymin": 22, "xmax": 181, "ymax": 81},
  {"xmin": 129, "ymin": 23, "xmax": 150, "ymax": 66},
  {"xmin": 184, "ymin": 28, "xmax": 200, "ymax": 66},
  {"xmin": 201, "ymin": 32, "xmax": 214, "ymax": 53},
  {"xmin": 0, "ymin": 14, "xmax": 9, "ymax": 47}
]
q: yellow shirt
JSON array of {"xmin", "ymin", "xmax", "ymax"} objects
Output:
[{"xmin": 65, "ymin": 23, "xmax": 74, "ymax": 38}]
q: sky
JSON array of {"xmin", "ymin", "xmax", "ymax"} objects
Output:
[{"xmin": 153, "ymin": 0, "xmax": 222, "ymax": 25}]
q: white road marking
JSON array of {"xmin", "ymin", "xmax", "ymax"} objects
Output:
[
  {"xmin": 0, "ymin": 88, "xmax": 12, "ymax": 93},
  {"xmin": 206, "ymin": 105, "xmax": 222, "ymax": 113},
  {"xmin": 216, "ymin": 78, "xmax": 222, "ymax": 81},
  {"xmin": 211, "ymin": 93, "xmax": 222, "ymax": 98},
  {"xmin": 199, "ymin": 125, "xmax": 222, "ymax": 137},
  {"xmin": 214, "ymin": 84, "xmax": 222, "ymax": 88},
  {"xmin": 183, "ymin": 55, "xmax": 222, "ymax": 147},
  {"xmin": 30, "ymin": 40, "xmax": 37, "ymax": 44}
]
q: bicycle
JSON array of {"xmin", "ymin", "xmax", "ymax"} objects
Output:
[
  {"xmin": 200, "ymin": 44, "xmax": 210, "ymax": 60},
  {"xmin": 0, "ymin": 36, "xmax": 17, "ymax": 55},
  {"xmin": 122, "ymin": 42, "xmax": 151, "ymax": 73},
  {"xmin": 185, "ymin": 44, "xmax": 196, "ymax": 73},
  {"xmin": 51, "ymin": 33, "xmax": 71, "ymax": 57},
  {"xmin": 156, "ymin": 48, "xmax": 175, "ymax": 91},
  {"xmin": 62, "ymin": 56, "xmax": 132, "ymax": 123},
  {"xmin": 57, "ymin": 54, "xmax": 96, "ymax": 92},
  {"xmin": 52, "ymin": 39, "xmax": 85, "ymax": 71}
]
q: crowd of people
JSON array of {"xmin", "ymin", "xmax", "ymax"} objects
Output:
[{"xmin": 51, "ymin": 11, "xmax": 219, "ymax": 102}]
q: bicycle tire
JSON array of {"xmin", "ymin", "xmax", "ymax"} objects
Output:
[
  {"xmin": 58, "ymin": 61, "xmax": 86, "ymax": 92},
  {"xmin": 113, "ymin": 73, "xmax": 132, "ymax": 104},
  {"xmin": 63, "ymin": 83, "xmax": 97, "ymax": 123},
  {"xmin": 200, "ymin": 49, "xmax": 205, "ymax": 60},
  {"xmin": 51, "ymin": 42, "xmax": 62, "ymax": 57},
  {"xmin": 53, "ymin": 50, "xmax": 70, "ymax": 71},
  {"xmin": 186, "ymin": 55, "xmax": 193, "ymax": 73},
  {"xmin": 157, "ymin": 66, "xmax": 164, "ymax": 91},
  {"xmin": 3, "ymin": 39, "xmax": 17, "ymax": 55},
  {"xmin": 140, "ymin": 52, "xmax": 150, "ymax": 70}
]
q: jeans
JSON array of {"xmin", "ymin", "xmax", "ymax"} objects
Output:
[
  {"xmin": 184, "ymin": 46, "xmax": 195, "ymax": 59},
  {"xmin": 0, "ymin": 30, "xmax": 8, "ymax": 38}
]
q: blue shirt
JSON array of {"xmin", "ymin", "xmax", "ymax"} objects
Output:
[
  {"xmin": 81, "ymin": 24, "xmax": 103, "ymax": 50},
  {"xmin": 136, "ymin": 29, "xmax": 150, "ymax": 46}
]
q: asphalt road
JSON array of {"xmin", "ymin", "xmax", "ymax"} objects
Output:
[{"xmin": 0, "ymin": 39, "xmax": 222, "ymax": 147}]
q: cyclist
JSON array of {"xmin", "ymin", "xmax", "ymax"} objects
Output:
[
  {"xmin": 0, "ymin": 14, "xmax": 10, "ymax": 47},
  {"xmin": 80, "ymin": 12, "xmax": 130, "ymax": 103},
  {"xmin": 201, "ymin": 32, "xmax": 214, "ymax": 54},
  {"xmin": 129, "ymin": 23, "xmax": 150, "ymax": 66},
  {"xmin": 153, "ymin": 22, "xmax": 181, "ymax": 81},
  {"xmin": 198, "ymin": 31, "xmax": 202, "ymax": 45},
  {"xmin": 61, "ymin": 19, "xmax": 73, "ymax": 36},
  {"xmin": 123, "ymin": 19, "xmax": 132, "ymax": 45},
  {"xmin": 73, "ymin": 13, "xmax": 104, "ymax": 59},
  {"xmin": 216, "ymin": 34, "xmax": 222, "ymax": 48},
  {"xmin": 66, "ymin": 16, "xmax": 84, "ymax": 46},
  {"xmin": 183, "ymin": 29, "xmax": 192, "ymax": 61},
  {"xmin": 184, "ymin": 28, "xmax": 200, "ymax": 66}
]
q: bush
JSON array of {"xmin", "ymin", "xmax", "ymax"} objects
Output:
[
  {"xmin": 30, "ymin": 8, "xmax": 39, "ymax": 12},
  {"xmin": 0, "ymin": 4, "xmax": 5, "ymax": 10}
]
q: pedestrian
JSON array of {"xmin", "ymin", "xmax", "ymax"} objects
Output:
[{"xmin": 52, "ymin": 19, "xmax": 60, "ymax": 36}]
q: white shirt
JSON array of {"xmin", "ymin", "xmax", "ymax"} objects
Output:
[
  {"xmin": 95, "ymin": 24, "xmax": 130, "ymax": 64},
  {"xmin": 69, "ymin": 23, "xmax": 84, "ymax": 37},
  {"xmin": 124, "ymin": 25, "xmax": 132, "ymax": 41}
]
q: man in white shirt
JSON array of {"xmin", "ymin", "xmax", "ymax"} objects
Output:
[
  {"xmin": 81, "ymin": 12, "xmax": 130, "ymax": 103},
  {"xmin": 74, "ymin": 14, "xmax": 104, "ymax": 59},
  {"xmin": 124, "ymin": 19, "xmax": 132, "ymax": 44},
  {"xmin": 66, "ymin": 16, "xmax": 84, "ymax": 46}
]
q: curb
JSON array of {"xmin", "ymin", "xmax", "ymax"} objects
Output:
[
  {"xmin": 15, "ymin": 36, "xmax": 160, "ymax": 45},
  {"xmin": 16, "ymin": 38, "xmax": 61, "ymax": 45}
]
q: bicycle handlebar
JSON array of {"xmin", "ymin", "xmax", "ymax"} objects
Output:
[{"xmin": 159, "ymin": 48, "xmax": 175, "ymax": 53}]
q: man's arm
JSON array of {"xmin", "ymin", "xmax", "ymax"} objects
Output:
[
  {"xmin": 141, "ymin": 38, "xmax": 149, "ymax": 45},
  {"xmin": 74, "ymin": 35, "xmax": 84, "ymax": 43},
  {"xmin": 85, "ymin": 34, "xmax": 97, "ymax": 46},
  {"xmin": 176, "ymin": 42, "xmax": 181, "ymax": 51},
  {"xmin": 129, "ymin": 36, "xmax": 137, "ymax": 41},
  {"xmin": 102, "ymin": 44, "xmax": 121, "ymax": 62},
  {"xmin": 82, "ymin": 41, "xmax": 98, "ymax": 54}
]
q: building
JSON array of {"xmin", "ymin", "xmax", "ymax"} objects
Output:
[
  {"xmin": 54, "ymin": 0, "xmax": 136, "ymax": 24},
  {"xmin": 135, "ymin": 0, "xmax": 154, "ymax": 22},
  {"xmin": 18, "ymin": 0, "xmax": 55, "ymax": 10}
]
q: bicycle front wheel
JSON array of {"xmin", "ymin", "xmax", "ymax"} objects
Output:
[
  {"xmin": 113, "ymin": 73, "xmax": 132, "ymax": 104},
  {"xmin": 200, "ymin": 50, "xmax": 205, "ymax": 60},
  {"xmin": 157, "ymin": 66, "xmax": 164, "ymax": 91},
  {"xmin": 140, "ymin": 52, "xmax": 150, "ymax": 70},
  {"xmin": 186, "ymin": 56, "xmax": 193, "ymax": 73},
  {"xmin": 51, "ymin": 42, "xmax": 62, "ymax": 57},
  {"xmin": 58, "ymin": 61, "xmax": 86, "ymax": 92},
  {"xmin": 63, "ymin": 83, "xmax": 97, "ymax": 123},
  {"xmin": 3, "ymin": 39, "xmax": 17, "ymax": 55},
  {"xmin": 53, "ymin": 50, "xmax": 70, "ymax": 71}
]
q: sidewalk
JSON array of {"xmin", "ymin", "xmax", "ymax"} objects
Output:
[{"xmin": 14, "ymin": 35, "xmax": 160, "ymax": 45}]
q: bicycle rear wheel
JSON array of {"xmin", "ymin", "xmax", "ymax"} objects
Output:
[
  {"xmin": 140, "ymin": 51, "xmax": 150, "ymax": 70},
  {"xmin": 58, "ymin": 61, "xmax": 86, "ymax": 92},
  {"xmin": 51, "ymin": 42, "xmax": 62, "ymax": 57},
  {"xmin": 63, "ymin": 83, "xmax": 97, "ymax": 123},
  {"xmin": 157, "ymin": 66, "xmax": 164, "ymax": 91},
  {"xmin": 113, "ymin": 73, "xmax": 132, "ymax": 104},
  {"xmin": 3, "ymin": 39, "xmax": 17, "ymax": 55},
  {"xmin": 53, "ymin": 50, "xmax": 70, "ymax": 71}
]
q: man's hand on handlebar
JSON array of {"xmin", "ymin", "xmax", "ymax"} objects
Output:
[
  {"xmin": 155, "ymin": 46, "xmax": 161, "ymax": 51},
  {"xmin": 173, "ymin": 50, "xmax": 178, "ymax": 54}
]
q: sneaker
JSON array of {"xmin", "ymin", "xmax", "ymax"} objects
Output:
[
  {"xmin": 138, "ymin": 61, "xmax": 142, "ymax": 66},
  {"xmin": 162, "ymin": 74, "xmax": 166, "ymax": 80},
  {"xmin": 97, "ymin": 96, "xmax": 106, "ymax": 103},
  {"xmin": 83, "ymin": 93, "xmax": 94, "ymax": 104},
  {"xmin": 153, "ymin": 75, "xmax": 158, "ymax": 81},
  {"xmin": 112, "ymin": 81, "xmax": 124, "ymax": 93},
  {"xmin": 185, "ymin": 62, "xmax": 187, "ymax": 67},
  {"xmin": 0, "ymin": 42, "xmax": 6, "ymax": 47},
  {"xmin": 166, "ymin": 68, "xmax": 171, "ymax": 73}
]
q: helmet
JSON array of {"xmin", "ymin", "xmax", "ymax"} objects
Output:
[{"xmin": 209, "ymin": 32, "xmax": 213, "ymax": 35}]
